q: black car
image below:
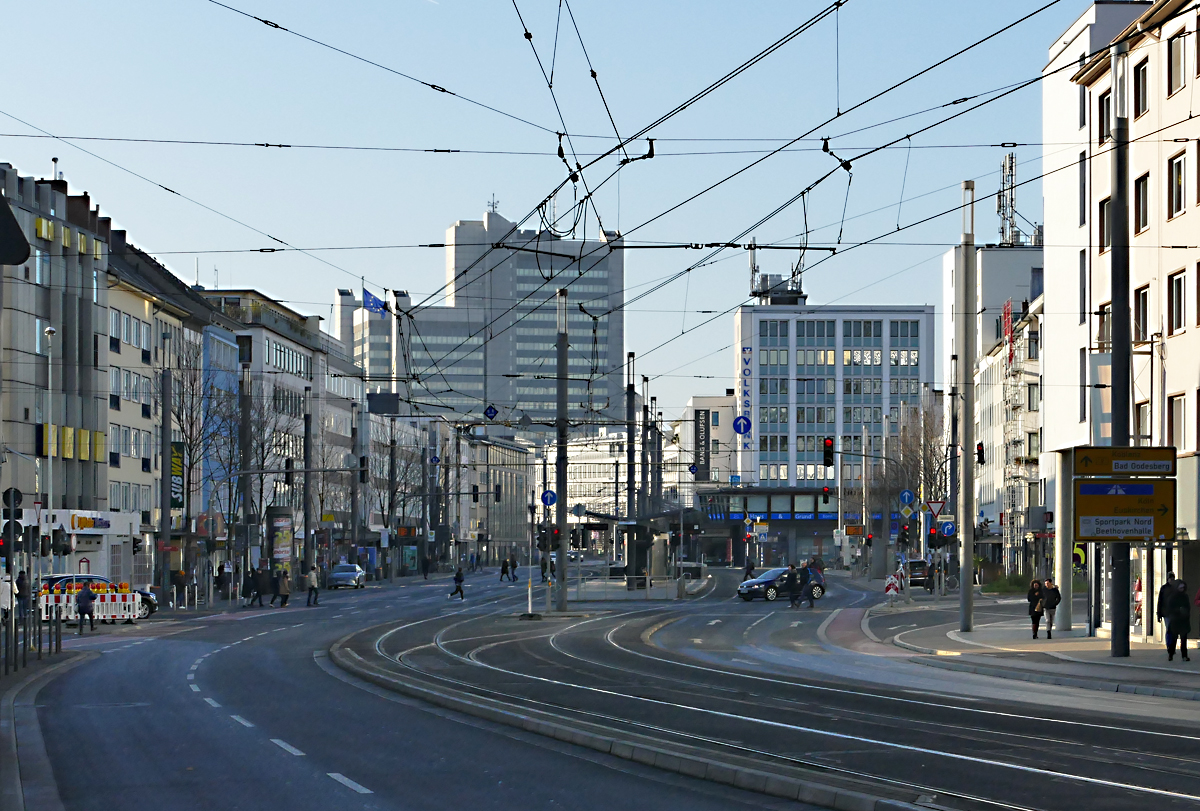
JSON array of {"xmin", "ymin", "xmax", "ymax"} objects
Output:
[
  {"xmin": 737, "ymin": 567, "xmax": 826, "ymax": 601},
  {"xmin": 906, "ymin": 560, "xmax": 929, "ymax": 587},
  {"xmin": 41, "ymin": 574, "xmax": 158, "ymax": 620}
]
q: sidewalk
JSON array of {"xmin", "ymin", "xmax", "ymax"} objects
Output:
[{"xmin": 893, "ymin": 617, "xmax": 1200, "ymax": 700}]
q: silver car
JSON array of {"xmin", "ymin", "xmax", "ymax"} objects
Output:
[{"xmin": 327, "ymin": 563, "xmax": 365, "ymax": 589}]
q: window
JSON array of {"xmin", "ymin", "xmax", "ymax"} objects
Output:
[
  {"xmin": 1028, "ymin": 331, "xmax": 1040, "ymax": 360},
  {"xmin": 110, "ymin": 367, "xmax": 121, "ymax": 397},
  {"xmin": 1078, "ymin": 152, "xmax": 1087, "ymax": 227},
  {"xmin": 1134, "ymin": 58, "xmax": 1149, "ymax": 117},
  {"xmin": 1099, "ymin": 198, "xmax": 1111, "ymax": 250},
  {"xmin": 34, "ymin": 318, "xmax": 47, "ymax": 355},
  {"xmin": 1169, "ymin": 153, "xmax": 1186, "ymax": 218},
  {"xmin": 711, "ymin": 411, "xmax": 719, "ymax": 427},
  {"xmin": 1135, "ymin": 173, "xmax": 1149, "ymax": 232},
  {"xmin": 1168, "ymin": 394, "xmax": 1185, "ymax": 449},
  {"xmin": 1098, "ymin": 91, "xmax": 1111, "ymax": 145},
  {"xmin": 1079, "ymin": 347, "xmax": 1087, "ymax": 422},
  {"xmin": 1079, "ymin": 250, "xmax": 1088, "ymax": 324},
  {"xmin": 1136, "ymin": 401, "xmax": 1151, "ymax": 446},
  {"xmin": 1027, "ymin": 383, "xmax": 1040, "ymax": 412},
  {"xmin": 122, "ymin": 313, "xmax": 131, "ymax": 344},
  {"xmin": 1168, "ymin": 32, "xmax": 1187, "ymax": 95},
  {"xmin": 1098, "ymin": 302, "xmax": 1112, "ymax": 350},
  {"xmin": 1027, "ymin": 431, "xmax": 1040, "ymax": 457},
  {"xmin": 1168, "ymin": 271, "xmax": 1186, "ymax": 334},
  {"xmin": 1079, "ymin": 54, "xmax": 1087, "ymax": 127},
  {"xmin": 1135, "ymin": 285, "xmax": 1150, "ymax": 342}
]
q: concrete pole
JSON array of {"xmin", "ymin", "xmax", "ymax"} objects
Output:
[
  {"xmin": 640, "ymin": 378, "xmax": 650, "ymax": 519},
  {"xmin": 387, "ymin": 418, "xmax": 396, "ymax": 582},
  {"xmin": 626, "ymin": 353, "xmax": 636, "ymax": 567},
  {"xmin": 1109, "ymin": 40, "xmax": 1132, "ymax": 658},
  {"xmin": 1055, "ymin": 451, "xmax": 1073, "ymax": 631},
  {"xmin": 303, "ymin": 386, "xmax": 313, "ymax": 577},
  {"xmin": 555, "ymin": 289, "xmax": 569, "ymax": 611},
  {"xmin": 350, "ymin": 402, "xmax": 360, "ymax": 557},
  {"xmin": 958, "ymin": 180, "xmax": 977, "ymax": 633},
  {"xmin": 160, "ymin": 365, "xmax": 173, "ymax": 601},
  {"xmin": 239, "ymin": 363, "xmax": 252, "ymax": 573},
  {"xmin": 44, "ymin": 328, "xmax": 55, "ymax": 576}
]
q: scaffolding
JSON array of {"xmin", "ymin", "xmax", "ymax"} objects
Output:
[{"xmin": 1001, "ymin": 299, "xmax": 1028, "ymax": 574}]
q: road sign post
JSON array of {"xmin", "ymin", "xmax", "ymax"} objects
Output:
[{"xmin": 1072, "ymin": 446, "xmax": 1176, "ymax": 476}]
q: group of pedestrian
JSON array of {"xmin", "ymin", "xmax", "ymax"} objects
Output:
[
  {"xmin": 784, "ymin": 562, "xmax": 817, "ymax": 609},
  {"xmin": 499, "ymin": 554, "xmax": 520, "ymax": 582},
  {"xmin": 238, "ymin": 565, "xmax": 321, "ymax": 609},
  {"xmin": 1155, "ymin": 571, "xmax": 1192, "ymax": 661},
  {"xmin": 1026, "ymin": 578, "xmax": 1062, "ymax": 639}
]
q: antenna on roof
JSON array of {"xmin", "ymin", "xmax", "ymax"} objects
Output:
[{"xmin": 51, "ymin": 157, "xmax": 59, "ymax": 180}]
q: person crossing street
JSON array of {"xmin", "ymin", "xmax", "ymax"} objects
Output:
[
  {"xmin": 449, "ymin": 567, "xmax": 465, "ymax": 600},
  {"xmin": 306, "ymin": 566, "xmax": 320, "ymax": 606}
]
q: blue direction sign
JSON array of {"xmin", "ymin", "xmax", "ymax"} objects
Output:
[
  {"xmin": 484, "ymin": 404, "xmax": 498, "ymax": 420},
  {"xmin": 688, "ymin": 463, "xmax": 698, "ymax": 475},
  {"xmin": 733, "ymin": 415, "xmax": 752, "ymax": 435},
  {"xmin": 941, "ymin": 521, "xmax": 957, "ymax": 537},
  {"xmin": 540, "ymin": 490, "xmax": 557, "ymax": 507},
  {"xmin": 899, "ymin": 489, "xmax": 916, "ymax": 505},
  {"xmin": 729, "ymin": 474, "xmax": 741, "ymax": 484}
]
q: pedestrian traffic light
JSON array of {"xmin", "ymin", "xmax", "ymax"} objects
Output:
[
  {"xmin": 471, "ymin": 484, "xmax": 479, "ymax": 503},
  {"xmin": 132, "ymin": 536, "xmax": 143, "ymax": 555},
  {"xmin": 822, "ymin": 437, "xmax": 835, "ymax": 467},
  {"xmin": 865, "ymin": 533, "xmax": 873, "ymax": 547},
  {"xmin": 494, "ymin": 484, "xmax": 501, "ymax": 503},
  {"xmin": 898, "ymin": 524, "xmax": 909, "ymax": 546},
  {"xmin": 284, "ymin": 458, "xmax": 294, "ymax": 486},
  {"xmin": 976, "ymin": 441, "xmax": 985, "ymax": 465},
  {"xmin": 536, "ymin": 526, "xmax": 548, "ymax": 551},
  {"xmin": 822, "ymin": 486, "xmax": 830, "ymax": 504},
  {"xmin": 359, "ymin": 456, "xmax": 369, "ymax": 483}
]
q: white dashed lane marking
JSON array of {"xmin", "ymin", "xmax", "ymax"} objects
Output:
[
  {"xmin": 231, "ymin": 715, "xmax": 254, "ymax": 728},
  {"xmin": 271, "ymin": 739, "xmax": 305, "ymax": 756},
  {"xmin": 328, "ymin": 773, "xmax": 372, "ymax": 794},
  {"xmin": 204, "ymin": 698, "xmax": 221, "ymax": 708},
  {"xmin": 190, "ymin": 684, "xmax": 201, "ymax": 692},
  {"xmin": 186, "ymin": 674, "xmax": 194, "ymax": 681}
]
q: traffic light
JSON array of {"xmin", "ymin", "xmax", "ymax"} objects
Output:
[
  {"xmin": 472, "ymin": 484, "xmax": 479, "ymax": 503},
  {"xmin": 976, "ymin": 442, "xmax": 985, "ymax": 465},
  {"xmin": 823, "ymin": 437, "xmax": 835, "ymax": 467},
  {"xmin": 822, "ymin": 486, "xmax": 830, "ymax": 504},
  {"xmin": 494, "ymin": 484, "xmax": 502, "ymax": 503},
  {"xmin": 898, "ymin": 524, "xmax": 909, "ymax": 547},
  {"xmin": 537, "ymin": 525, "xmax": 548, "ymax": 551},
  {"xmin": 550, "ymin": 526, "xmax": 561, "ymax": 549},
  {"xmin": 865, "ymin": 533, "xmax": 874, "ymax": 547},
  {"xmin": 132, "ymin": 536, "xmax": 143, "ymax": 555},
  {"xmin": 359, "ymin": 456, "xmax": 369, "ymax": 483},
  {"xmin": 284, "ymin": 458, "xmax": 294, "ymax": 486}
]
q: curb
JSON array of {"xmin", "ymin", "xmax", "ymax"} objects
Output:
[
  {"xmin": 329, "ymin": 629, "xmax": 926, "ymax": 811},
  {"xmin": 890, "ymin": 633, "xmax": 952, "ymax": 656},
  {"xmin": 1, "ymin": 652, "xmax": 96, "ymax": 811},
  {"xmin": 911, "ymin": 656, "xmax": 1200, "ymax": 701}
]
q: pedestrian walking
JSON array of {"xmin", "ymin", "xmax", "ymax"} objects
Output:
[
  {"xmin": 449, "ymin": 567, "xmax": 465, "ymax": 600},
  {"xmin": 1158, "ymin": 571, "xmax": 1177, "ymax": 629},
  {"xmin": 15, "ymin": 570, "xmax": 28, "ymax": 622},
  {"xmin": 243, "ymin": 568, "xmax": 258, "ymax": 607},
  {"xmin": 785, "ymin": 565, "xmax": 799, "ymax": 608},
  {"xmin": 306, "ymin": 566, "xmax": 320, "ymax": 606},
  {"xmin": 76, "ymin": 583, "xmax": 96, "ymax": 633},
  {"xmin": 801, "ymin": 562, "xmax": 817, "ymax": 608},
  {"xmin": 1167, "ymin": 580, "xmax": 1191, "ymax": 661},
  {"xmin": 510, "ymin": 554, "xmax": 519, "ymax": 582},
  {"xmin": 0, "ymin": 574, "xmax": 12, "ymax": 621},
  {"xmin": 743, "ymin": 561, "xmax": 755, "ymax": 582},
  {"xmin": 500, "ymin": 558, "xmax": 510, "ymax": 582},
  {"xmin": 1027, "ymin": 579, "xmax": 1045, "ymax": 639},
  {"xmin": 269, "ymin": 569, "xmax": 281, "ymax": 606},
  {"xmin": 277, "ymin": 569, "xmax": 291, "ymax": 607},
  {"xmin": 540, "ymin": 556, "xmax": 548, "ymax": 583},
  {"xmin": 256, "ymin": 567, "xmax": 271, "ymax": 607},
  {"xmin": 468, "ymin": 553, "xmax": 476, "ymax": 573},
  {"xmin": 1042, "ymin": 578, "xmax": 1062, "ymax": 639}
]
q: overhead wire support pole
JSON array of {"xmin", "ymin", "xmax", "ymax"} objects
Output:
[
  {"xmin": 958, "ymin": 181, "xmax": 977, "ymax": 633},
  {"xmin": 1109, "ymin": 40, "xmax": 1132, "ymax": 658},
  {"xmin": 555, "ymin": 289, "xmax": 569, "ymax": 612},
  {"xmin": 303, "ymin": 386, "xmax": 313, "ymax": 578},
  {"xmin": 626, "ymin": 353, "xmax": 636, "ymax": 569}
]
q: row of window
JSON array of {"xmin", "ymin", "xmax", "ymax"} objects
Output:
[
  {"xmin": 758, "ymin": 320, "xmax": 921, "ymax": 339},
  {"xmin": 110, "ymin": 481, "xmax": 153, "ymax": 515},
  {"xmin": 109, "ymin": 423, "xmax": 153, "ymax": 460},
  {"xmin": 110, "ymin": 367, "xmax": 153, "ymax": 404},
  {"xmin": 273, "ymin": 386, "xmax": 305, "ymax": 418},
  {"xmin": 758, "ymin": 348, "xmax": 921, "ymax": 368},
  {"xmin": 267, "ymin": 338, "xmax": 313, "ymax": 380},
  {"xmin": 1131, "ymin": 268, "xmax": 1199, "ymax": 340},
  {"xmin": 110, "ymin": 309, "xmax": 151, "ymax": 350},
  {"xmin": 759, "ymin": 464, "xmax": 834, "ymax": 482}
]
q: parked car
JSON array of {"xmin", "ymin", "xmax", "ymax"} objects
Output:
[
  {"xmin": 327, "ymin": 563, "xmax": 365, "ymax": 589},
  {"xmin": 41, "ymin": 574, "xmax": 158, "ymax": 620},
  {"xmin": 906, "ymin": 560, "xmax": 929, "ymax": 587},
  {"xmin": 737, "ymin": 567, "xmax": 826, "ymax": 602}
]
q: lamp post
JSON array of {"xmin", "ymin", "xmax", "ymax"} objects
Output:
[{"xmin": 44, "ymin": 326, "xmax": 55, "ymax": 574}]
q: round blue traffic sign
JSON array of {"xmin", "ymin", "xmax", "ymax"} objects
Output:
[
  {"xmin": 899, "ymin": 489, "xmax": 915, "ymax": 505},
  {"xmin": 940, "ymin": 521, "xmax": 956, "ymax": 537},
  {"xmin": 430, "ymin": 456, "xmax": 440, "ymax": 465},
  {"xmin": 541, "ymin": 490, "xmax": 557, "ymax": 507},
  {"xmin": 733, "ymin": 415, "xmax": 752, "ymax": 435}
]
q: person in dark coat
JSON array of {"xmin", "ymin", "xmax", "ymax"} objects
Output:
[
  {"xmin": 1157, "ymin": 571, "xmax": 1177, "ymax": 627},
  {"xmin": 76, "ymin": 583, "xmax": 96, "ymax": 632},
  {"xmin": 1042, "ymin": 578, "xmax": 1062, "ymax": 639},
  {"xmin": 1027, "ymin": 580, "xmax": 1045, "ymax": 639},
  {"xmin": 14, "ymin": 571, "xmax": 28, "ymax": 622},
  {"xmin": 743, "ymin": 561, "xmax": 755, "ymax": 582},
  {"xmin": 540, "ymin": 556, "xmax": 549, "ymax": 583},
  {"xmin": 799, "ymin": 562, "xmax": 815, "ymax": 608},
  {"xmin": 1167, "ymin": 579, "xmax": 1191, "ymax": 661},
  {"xmin": 499, "ymin": 558, "xmax": 510, "ymax": 582},
  {"xmin": 510, "ymin": 554, "xmax": 519, "ymax": 582},
  {"xmin": 784, "ymin": 565, "xmax": 799, "ymax": 608},
  {"xmin": 257, "ymin": 567, "xmax": 271, "ymax": 607},
  {"xmin": 268, "ymin": 568, "xmax": 281, "ymax": 606},
  {"xmin": 449, "ymin": 567, "xmax": 465, "ymax": 600}
]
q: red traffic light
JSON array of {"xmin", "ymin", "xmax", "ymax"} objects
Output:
[
  {"xmin": 929, "ymin": 526, "xmax": 936, "ymax": 534},
  {"xmin": 821, "ymin": 486, "xmax": 831, "ymax": 504}
]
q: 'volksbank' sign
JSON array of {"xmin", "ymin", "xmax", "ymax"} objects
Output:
[{"xmin": 740, "ymin": 347, "xmax": 753, "ymax": 451}]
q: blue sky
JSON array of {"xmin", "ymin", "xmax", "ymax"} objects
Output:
[{"xmin": 3, "ymin": 0, "xmax": 1088, "ymax": 416}]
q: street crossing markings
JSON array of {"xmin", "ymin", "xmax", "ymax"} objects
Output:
[
  {"xmin": 790, "ymin": 621, "xmax": 802, "ymax": 628},
  {"xmin": 186, "ymin": 674, "xmax": 194, "ymax": 680},
  {"xmin": 707, "ymin": 619, "xmax": 722, "ymax": 626},
  {"xmin": 328, "ymin": 773, "xmax": 373, "ymax": 794},
  {"xmin": 204, "ymin": 698, "xmax": 221, "ymax": 708},
  {"xmin": 691, "ymin": 638, "xmax": 704, "ymax": 644},
  {"xmin": 271, "ymin": 739, "xmax": 305, "ymax": 756},
  {"xmin": 231, "ymin": 715, "xmax": 254, "ymax": 727}
]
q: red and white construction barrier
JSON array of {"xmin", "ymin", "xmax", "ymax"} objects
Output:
[{"xmin": 40, "ymin": 592, "xmax": 140, "ymax": 622}]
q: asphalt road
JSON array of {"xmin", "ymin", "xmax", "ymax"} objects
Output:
[
  {"xmin": 34, "ymin": 570, "xmax": 813, "ymax": 811},
  {"xmin": 338, "ymin": 568, "xmax": 1200, "ymax": 811}
]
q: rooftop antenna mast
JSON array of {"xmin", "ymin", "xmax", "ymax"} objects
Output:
[
  {"xmin": 997, "ymin": 153, "xmax": 1020, "ymax": 246},
  {"xmin": 748, "ymin": 237, "xmax": 759, "ymax": 297}
]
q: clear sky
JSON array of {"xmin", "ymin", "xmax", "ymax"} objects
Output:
[{"xmin": 4, "ymin": 0, "xmax": 1089, "ymax": 418}]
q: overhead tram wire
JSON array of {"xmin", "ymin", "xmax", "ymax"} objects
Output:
[
  {"xmin": 203, "ymin": 0, "xmax": 561, "ymax": 136},
  {"xmin": 409, "ymin": 0, "xmax": 1077, "ymax": 386}
]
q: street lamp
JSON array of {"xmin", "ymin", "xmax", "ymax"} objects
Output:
[{"xmin": 44, "ymin": 326, "xmax": 55, "ymax": 574}]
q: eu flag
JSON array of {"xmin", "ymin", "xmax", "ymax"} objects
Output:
[{"xmin": 363, "ymin": 288, "xmax": 388, "ymax": 314}]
